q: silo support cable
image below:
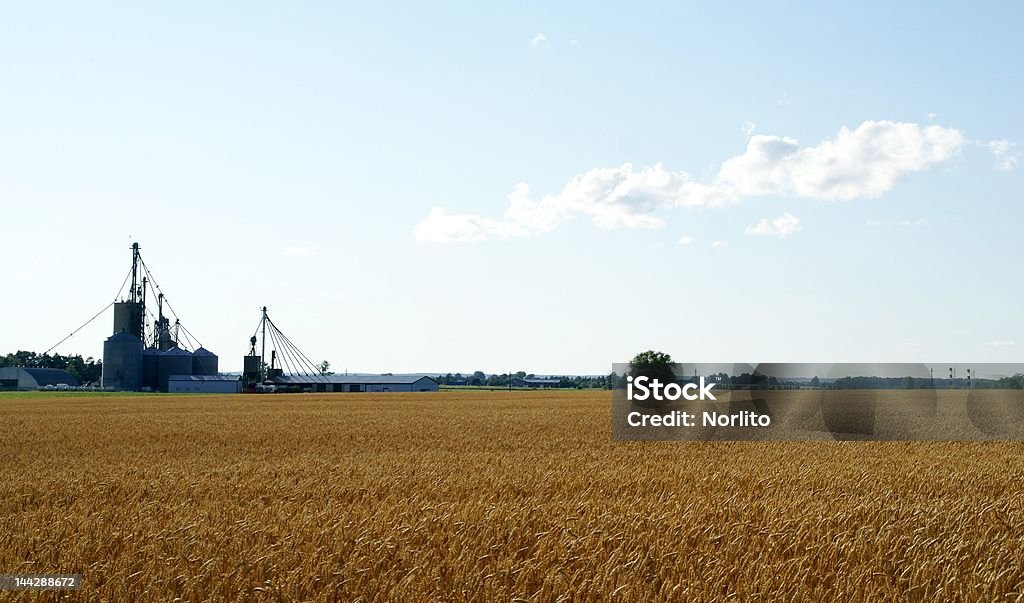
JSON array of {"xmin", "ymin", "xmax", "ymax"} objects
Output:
[
  {"xmin": 43, "ymin": 301, "xmax": 115, "ymax": 355},
  {"xmin": 267, "ymin": 324, "xmax": 296, "ymax": 377},
  {"xmin": 272, "ymin": 320, "xmax": 328, "ymax": 381},
  {"xmin": 272, "ymin": 323, "xmax": 304, "ymax": 375},
  {"xmin": 274, "ymin": 323, "xmax": 308, "ymax": 378},
  {"xmin": 43, "ymin": 264, "xmax": 134, "ymax": 354},
  {"xmin": 282, "ymin": 331, "xmax": 326, "ymax": 380}
]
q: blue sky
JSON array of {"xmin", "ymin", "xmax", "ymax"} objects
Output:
[{"xmin": 1, "ymin": 2, "xmax": 1021, "ymax": 374}]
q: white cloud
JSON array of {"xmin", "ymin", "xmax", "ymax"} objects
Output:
[
  {"xmin": 530, "ymin": 33, "xmax": 547, "ymax": 47},
  {"xmin": 865, "ymin": 219, "xmax": 883, "ymax": 227},
  {"xmin": 283, "ymin": 245, "xmax": 316, "ymax": 257},
  {"xmin": 712, "ymin": 240, "xmax": 729, "ymax": 248},
  {"xmin": 987, "ymin": 139, "xmax": 1020, "ymax": 171},
  {"xmin": 741, "ymin": 121, "xmax": 756, "ymax": 138},
  {"xmin": 988, "ymin": 340, "xmax": 1017, "ymax": 347},
  {"xmin": 678, "ymin": 235, "xmax": 694, "ymax": 245},
  {"xmin": 569, "ymin": 38, "xmax": 581, "ymax": 48},
  {"xmin": 717, "ymin": 121, "xmax": 964, "ymax": 201},
  {"xmin": 927, "ymin": 112, "xmax": 938, "ymax": 120},
  {"xmin": 744, "ymin": 212, "xmax": 801, "ymax": 238},
  {"xmin": 414, "ymin": 120, "xmax": 969, "ymax": 242}
]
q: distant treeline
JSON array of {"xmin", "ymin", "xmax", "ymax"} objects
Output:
[
  {"xmin": 827, "ymin": 375, "xmax": 1024, "ymax": 390},
  {"xmin": 1, "ymin": 350, "xmax": 103, "ymax": 385},
  {"xmin": 437, "ymin": 371, "xmax": 614, "ymax": 389},
  {"xmin": 610, "ymin": 370, "xmax": 1024, "ymax": 390},
  {"xmin": 678, "ymin": 373, "xmax": 1023, "ymax": 390},
  {"xmin": 438, "ymin": 370, "xmax": 1024, "ymax": 390}
]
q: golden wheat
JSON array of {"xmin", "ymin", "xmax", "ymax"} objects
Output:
[{"xmin": 1, "ymin": 390, "xmax": 1022, "ymax": 601}]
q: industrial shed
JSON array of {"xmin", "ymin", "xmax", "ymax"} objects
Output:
[
  {"xmin": 168, "ymin": 374, "xmax": 242, "ymax": 394},
  {"xmin": 0, "ymin": 367, "xmax": 80, "ymax": 391},
  {"xmin": 274, "ymin": 375, "xmax": 439, "ymax": 393}
]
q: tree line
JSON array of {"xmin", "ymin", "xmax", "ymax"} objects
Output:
[
  {"xmin": 623, "ymin": 350, "xmax": 1024, "ymax": 390},
  {"xmin": 437, "ymin": 371, "xmax": 615, "ymax": 389},
  {"xmin": 1, "ymin": 350, "xmax": 103, "ymax": 385}
]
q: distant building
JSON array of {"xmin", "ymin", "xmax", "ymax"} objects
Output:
[
  {"xmin": 274, "ymin": 374, "xmax": 439, "ymax": 393},
  {"xmin": 168, "ymin": 374, "xmax": 241, "ymax": 394},
  {"xmin": 0, "ymin": 367, "xmax": 80, "ymax": 391},
  {"xmin": 511, "ymin": 377, "xmax": 561, "ymax": 389}
]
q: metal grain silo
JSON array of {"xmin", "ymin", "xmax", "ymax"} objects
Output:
[
  {"xmin": 158, "ymin": 347, "xmax": 193, "ymax": 392},
  {"xmin": 192, "ymin": 347, "xmax": 218, "ymax": 376},
  {"xmin": 102, "ymin": 332, "xmax": 143, "ymax": 390},
  {"xmin": 112, "ymin": 301, "xmax": 144, "ymax": 339},
  {"xmin": 142, "ymin": 347, "xmax": 160, "ymax": 391}
]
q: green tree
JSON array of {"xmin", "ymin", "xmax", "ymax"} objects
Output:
[
  {"xmin": 319, "ymin": 360, "xmax": 334, "ymax": 376},
  {"xmin": 606, "ymin": 372, "xmax": 619, "ymax": 389},
  {"xmin": 628, "ymin": 351, "xmax": 676, "ymax": 387}
]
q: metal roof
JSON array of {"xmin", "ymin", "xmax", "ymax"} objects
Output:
[
  {"xmin": 167, "ymin": 374, "xmax": 240, "ymax": 382},
  {"xmin": 274, "ymin": 375, "xmax": 438, "ymax": 385},
  {"xmin": 21, "ymin": 368, "xmax": 80, "ymax": 387}
]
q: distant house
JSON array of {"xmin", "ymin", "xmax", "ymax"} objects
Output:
[
  {"xmin": 274, "ymin": 374, "xmax": 439, "ymax": 393},
  {"xmin": 511, "ymin": 377, "xmax": 561, "ymax": 389}
]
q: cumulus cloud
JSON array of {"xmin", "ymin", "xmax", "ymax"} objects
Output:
[
  {"xmin": 530, "ymin": 33, "xmax": 547, "ymax": 47},
  {"xmin": 678, "ymin": 235, "xmax": 694, "ymax": 245},
  {"xmin": 987, "ymin": 139, "xmax": 1020, "ymax": 171},
  {"xmin": 712, "ymin": 240, "xmax": 729, "ymax": 248},
  {"xmin": 744, "ymin": 212, "xmax": 801, "ymax": 238},
  {"xmin": 414, "ymin": 120, "xmax": 970, "ymax": 242}
]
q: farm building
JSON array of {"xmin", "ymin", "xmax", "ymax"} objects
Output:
[
  {"xmin": 0, "ymin": 367, "xmax": 80, "ymax": 391},
  {"xmin": 168, "ymin": 374, "xmax": 242, "ymax": 394},
  {"xmin": 274, "ymin": 375, "xmax": 439, "ymax": 393},
  {"xmin": 512, "ymin": 377, "xmax": 561, "ymax": 388}
]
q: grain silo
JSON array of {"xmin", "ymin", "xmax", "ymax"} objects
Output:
[
  {"xmin": 158, "ymin": 347, "xmax": 193, "ymax": 392},
  {"xmin": 192, "ymin": 347, "xmax": 219, "ymax": 376},
  {"xmin": 112, "ymin": 301, "xmax": 144, "ymax": 339},
  {"xmin": 142, "ymin": 347, "xmax": 160, "ymax": 391},
  {"xmin": 102, "ymin": 331, "xmax": 144, "ymax": 390}
]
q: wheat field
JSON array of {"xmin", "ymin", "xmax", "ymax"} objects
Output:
[{"xmin": 1, "ymin": 390, "xmax": 1023, "ymax": 601}]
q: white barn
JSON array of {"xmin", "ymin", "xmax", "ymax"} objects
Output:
[
  {"xmin": 274, "ymin": 374, "xmax": 438, "ymax": 393},
  {"xmin": 168, "ymin": 374, "xmax": 242, "ymax": 394}
]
